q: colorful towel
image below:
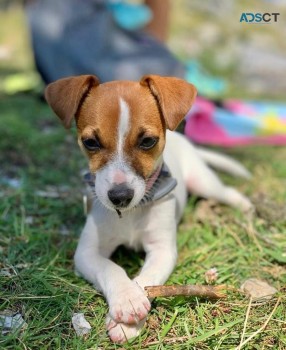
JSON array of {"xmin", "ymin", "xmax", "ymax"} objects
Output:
[{"xmin": 185, "ymin": 97, "xmax": 286, "ymax": 146}]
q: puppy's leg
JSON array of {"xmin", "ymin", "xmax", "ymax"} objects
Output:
[
  {"xmin": 74, "ymin": 213, "xmax": 151, "ymax": 328},
  {"xmin": 186, "ymin": 160, "xmax": 253, "ymax": 211},
  {"xmin": 108, "ymin": 198, "xmax": 178, "ymax": 343}
]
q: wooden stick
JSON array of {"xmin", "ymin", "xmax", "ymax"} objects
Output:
[{"xmin": 144, "ymin": 284, "xmax": 227, "ymax": 299}]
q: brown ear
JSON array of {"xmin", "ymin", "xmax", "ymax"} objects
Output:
[
  {"xmin": 140, "ymin": 75, "xmax": 197, "ymax": 130},
  {"xmin": 45, "ymin": 75, "xmax": 100, "ymax": 128}
]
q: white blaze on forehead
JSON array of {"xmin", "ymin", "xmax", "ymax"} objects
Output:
[
  {"xmin": 117, "ymin": 98, "xmax": 130, "ymax": 158},
  {"xmin": 94, "ymin": 98, "xmax": 146, "ymax": 208}
]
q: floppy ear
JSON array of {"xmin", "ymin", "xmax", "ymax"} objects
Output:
[
  {"xmin": 140, "ymin": 75, "xmax": 197, "ymax": 131},
  {"xmin": 45, "ymin": 75, "xmax": 100, "ymax": 128}
]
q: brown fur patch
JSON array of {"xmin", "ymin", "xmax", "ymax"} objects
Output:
[{"xmin": 77, "ymin": 81, "xmax": 166, "ymax": 178}]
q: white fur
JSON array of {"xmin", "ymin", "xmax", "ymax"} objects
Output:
[
  {"xmin": 75, "ymin": 115, "xmax": 253, "ymax": 343},
  {"xmin": 95, "ymin": 97, "xmax": 146, "ymax": 210},
  {"xmin": 117, "ymin": 98, "xmax": 130, "ymax": 160}
]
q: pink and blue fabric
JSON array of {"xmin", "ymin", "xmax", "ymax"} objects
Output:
[{"xmin": 185, "ymin": 97, "xmax": 286, "ymax": 146}]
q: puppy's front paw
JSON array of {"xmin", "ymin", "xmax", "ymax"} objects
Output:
[
  {"xmin": 106, "ymin": 315, "xmax": 146, "ymax": 343},
  {"xmin": 108, "ymin": 281, "xmax": 151, "ymax": 324}
]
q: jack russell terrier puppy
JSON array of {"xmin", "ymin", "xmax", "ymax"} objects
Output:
[{"xmin": 45, "ymin": 75, "xmax": 252, "ymax": 343}]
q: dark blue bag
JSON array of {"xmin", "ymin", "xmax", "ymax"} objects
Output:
[{"xmin": 25, "ymin": 0, "xmax": 185, "ymax": 83}]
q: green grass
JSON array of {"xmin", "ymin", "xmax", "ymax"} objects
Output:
[{"xmin": 1, "ymin": 4, "xmax": 286, "ymax": 350}]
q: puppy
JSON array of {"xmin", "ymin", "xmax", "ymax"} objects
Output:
[{"xmin": 45, "ymin": 75, "xmax": 252, "ymax": 343}]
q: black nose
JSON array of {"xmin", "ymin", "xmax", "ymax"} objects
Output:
[{"xmin": 108, "ymin": 184, "xmax": 134, "ymax": 207}]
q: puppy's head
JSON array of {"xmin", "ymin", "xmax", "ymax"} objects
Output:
[{"xmin": 45, "ymin": 75, "xmax": 196, "ymax": 211}]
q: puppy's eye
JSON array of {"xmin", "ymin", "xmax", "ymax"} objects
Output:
[
  {"xmin": 139, "ymin": 137, "xmax": 158, "ymax": 150},
  {"xmin": 82, "ymin": 138, "xmax": 101, "ymax": 151}
]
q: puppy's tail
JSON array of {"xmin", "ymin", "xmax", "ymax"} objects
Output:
[{"xmin": 195, "ymin": 148, "xmax": 252, "ymax": 179}]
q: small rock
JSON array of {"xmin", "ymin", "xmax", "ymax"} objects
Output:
[
  {"xmin": 72, "ymin": 313, "xmax": 91, "ymax": 336},
  {"xmin": 240, "ymin": 278, "xmax": 277, "ymax": 300}
]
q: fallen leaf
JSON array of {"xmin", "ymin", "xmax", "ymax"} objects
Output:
[
  {"xmin": 240, "ymin": 278, "xmax": 277, "ymax": 300},
  {"xmin": 0, "ymin": 310, "xmax": 27, "ymax": 335},
  {"xmin": 72, "ymin": 313, "xmax": 91, "ymax": 336}
]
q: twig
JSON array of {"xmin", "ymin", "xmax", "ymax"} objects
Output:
[
  {"xmin": 234, "ymin": 297, "xmax": 281, "ymax": 350},
  {"xmin": 238, "ymin": 296, "xmax": 253, "ymax": 350},
  {"xmin": 145, "ymin": 284, "xmax": 227, "ymax": 299}
]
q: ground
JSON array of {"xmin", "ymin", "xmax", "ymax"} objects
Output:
[{"xmin": 0, "ymin": 2, "xmax": 285, "ymax": 350}]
